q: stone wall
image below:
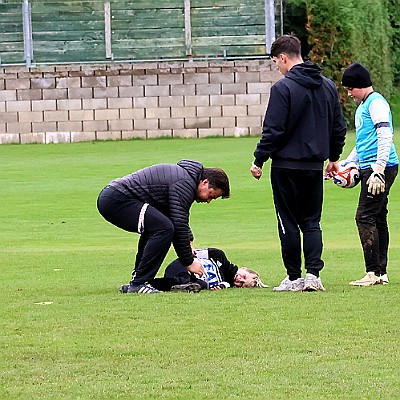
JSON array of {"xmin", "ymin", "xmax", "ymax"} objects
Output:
[{"xmin": 0, "ymin": 60, "xmax": 281, "ymax": 144}]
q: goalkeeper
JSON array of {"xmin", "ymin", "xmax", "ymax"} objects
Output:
[
  {"xmin": 341, "ymin": 62, "xmax": 399, "ymax": 286},
  {"xmin": 120, "ymin": 247, "xmax": 267, "ymax": 293}
]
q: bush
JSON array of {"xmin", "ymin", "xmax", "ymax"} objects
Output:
[
  {"xmin": 285, "ymin": 0, "xmax": 396, "ymax": 127},
  {"xmin": 388, "ymin": 0, "xmax": 400, "ymax": 85}
]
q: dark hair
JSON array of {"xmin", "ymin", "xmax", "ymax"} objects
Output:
[
  {"xmin": 202, "ymin": 168, "xmax": 230, "ymax": 199},
  {"xmin": 270, "ymin": 34, "xmax": 301, "ymax": 59}
]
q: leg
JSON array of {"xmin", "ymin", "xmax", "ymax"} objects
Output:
[
  {"xmin": 351, "ymin": 166, "xmax": 397, "ymax": 286},
  {"xmin": 376, "ymin": 166, "xmax": 397, "ymax": 275},
  {"xmin": 377, "ymin": 206, "xmax": 389, "ymax": 275},
  {"xmin": 97, "ymin": 186, "xmax": 174, "ymax": 285},
  {"xmin": 164, "ymin": 258, "xmax": 191, "ymax": 280},
  {"xmin": 148, "ymin": 277, "xmax": 177, "ymax": 291},
  {"xmin": 271, "ymin": 168, "xmax": 302, "ymax": 280},
  {"xmin": 356, "ymin": 170, "xmax": 387, "ymax": 275},
  {"xmin": 130, "ymin": 206, "xmax": 174, "ymax": 285},
  {"xmin": 298, "ymin": 170, "xmax": 324, "ymax": 277}
]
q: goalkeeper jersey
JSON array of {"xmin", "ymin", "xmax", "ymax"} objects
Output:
[{"xmin": 355, "ymin": 92, "xmax": 399, "ymax": 169}]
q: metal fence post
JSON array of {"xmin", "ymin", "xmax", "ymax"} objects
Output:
[
  {"xmin": 22, "ymin": 0, "xmax": 33, "ymax": 66},
  {"xmin": 265, "ymin": 0, "xmax": 275, "ymax": 54},
  {"xmin": 104, "ymin": 1, "xmax": 113, "ymax": 59},
  {"xmin": 184, "ymin": 0, "xmax": 192, "ymax": 56}
]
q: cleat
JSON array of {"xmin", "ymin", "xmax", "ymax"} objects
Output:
[
  {"xmin": 171, "ymin": 282, "xmax": 202, "ymax": 293},
  {"xmin": 119, "ymin": 284, "xmax": 130, "ymax": 293},
  {"xmin": 121, "ymin": 283, "xmax": 161, "ymax": 293}
]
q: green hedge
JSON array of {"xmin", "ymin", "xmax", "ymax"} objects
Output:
[
  {"xmin": 389, "ymin": 0, "xmax": 400, "ymax": 86},
  {"xmin": 286, "ymin": 0, "xmax": 399, "ymax": 126}
]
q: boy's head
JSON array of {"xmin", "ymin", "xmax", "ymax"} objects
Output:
[
  {"xmin": 341, "ymin": 62, "xmax": 372, "ymax": 89},
  {"xmin": 234, "ymin": 267, "xmax": 267, "ymax": 288}
]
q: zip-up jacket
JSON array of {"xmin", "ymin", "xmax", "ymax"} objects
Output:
[{"xmin": 109, "ymin": 160, "xmax": 202, "ymax": 266}]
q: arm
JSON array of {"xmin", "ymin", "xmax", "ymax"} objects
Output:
[
  {"xmin": 366, "ymin": 98, "xmax": 393, "ymax": 194},
  {"xmin": 345, "ymin": 147, "xmax": 359, "ymax": 164},
  {"xmin": 168, "ymin": 181, "xmax": 204, "ymax": 276},
  {"xmin": 369, "ymin": 98, "xmax": 393, "ymax": 168},
  {"xmin": 168, "ymin": 180, "xmax": 196, "ymax": 266},
  {"xmin": 253, "ymin": 84, "xmax": 290, "ymax": 169},
  {"xmin": 328, "ymin": 84, "xmax": 347, "ymax": 163},
  {"xmin": 325, "ymin": 147, "xmax": 359, "ymax": 179},
  {"xmin": 208, "ymin": 248, "xmax": 238, "ymax": 287}
]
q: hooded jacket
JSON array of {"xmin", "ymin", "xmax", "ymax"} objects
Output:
[
  {"xmin": 254, "ymin": 61, "xmax": 346, "ymax": 169},
  {"xmin": 109, "ymin": 160, "xmax": 203, "ymax": 266}
]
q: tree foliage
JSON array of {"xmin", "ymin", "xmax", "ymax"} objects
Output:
[
  {"xmin": 284, "ymin": 0, "xmax": 398, "ymax": 126},
  {"xmin": 388, "ymin": 0, "xmax": 400, "ymax": 85}
]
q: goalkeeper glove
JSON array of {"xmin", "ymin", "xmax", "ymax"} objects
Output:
[{"xmin": 366, "ymin": 164, "xmax": 385, "ymax": 195}]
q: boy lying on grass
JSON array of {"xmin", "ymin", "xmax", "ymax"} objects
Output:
[{"xmin": 120, "ymin": 247, "xmax": 267, "ymax": 293}]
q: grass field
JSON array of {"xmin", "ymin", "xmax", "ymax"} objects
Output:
[{"xmin": 1, "ymin": 133, "xmax": 400, "ymax": 399}]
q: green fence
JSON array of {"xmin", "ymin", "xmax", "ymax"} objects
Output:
[{"xmin": 0, "ymin": 0, "xmax": 280, "ymax": 65}]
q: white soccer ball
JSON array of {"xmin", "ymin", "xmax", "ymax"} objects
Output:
[{"xmin": 333, "ymin": 161, "xmax": 360, "ymax": 188}]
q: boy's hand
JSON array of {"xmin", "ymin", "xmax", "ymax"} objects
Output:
[{"xmin": 367, "ymin": 164, "xmax": 385, "ymax": 195}]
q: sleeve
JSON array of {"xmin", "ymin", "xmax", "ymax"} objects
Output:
[
  {"xmin": 253, "ymin": 84, "xmax": 290, "ymax": 168},
  {"xmin": 328, "ymin": 85, "xmax": 347, "ymax": 162},
  {"xmin": 369, "ymin": 98, "xmax": 393, "ymax": 168},
  {"xmin": 168, "ymin": 180, "xmax": 196, "ymax": 267},
  {"xmin": 345, "ymin": 147, "xmax": 359, "ymax": 164},
  {"xmin": 208, "ymin": 248, "xmax": 238, "ymax": 287}
]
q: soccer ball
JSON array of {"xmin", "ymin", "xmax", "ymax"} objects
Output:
[{"xmin": 333, "ymin": 161, "xmax": 360, "ymax": 188}]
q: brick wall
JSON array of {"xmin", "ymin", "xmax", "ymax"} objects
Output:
[{"xmin": 0, "ymin": 60, "xmax": 281, "ymax": 144}]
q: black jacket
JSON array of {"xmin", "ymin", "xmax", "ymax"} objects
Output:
[
  {"xmin": 109, "ymin": 160, "xmax": 202, "ymax": 266},
  {"xmin": 163, "ymin": 248, "xmax": 239, "ymax": 288},
  {"xmin": 254, "ymin": 61, "xmax": 346, "ymax": 170}
]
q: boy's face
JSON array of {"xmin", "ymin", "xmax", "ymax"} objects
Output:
[
  {"xmin": 344, "ymin": 87, "xmax": 365, "ymax": 103},
  {"xmin": 196, "ymin": 179, "xmax": 222, "ymax": 203},
  {"xmin": 234, "ymin": 268, "xmax": 256, "ymax": 288}
]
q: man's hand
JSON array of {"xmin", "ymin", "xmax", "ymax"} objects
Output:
[
  {"xmin": 367, "ymin": 164, "xmax": 385, "ymax": 195},
  {"xmin": 324, "ymin": 160, "xmax": 339, "ymax": 179},
  {"xmin": 187, "ymin": 260, "xmax": 204, "ymax": 277},
  {"xmin": 250, "ymin": 163, "xmax": 262, "ymax": 180}
]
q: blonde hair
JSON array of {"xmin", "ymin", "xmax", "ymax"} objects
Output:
[{"xmin": 241, "ymin": 267, "xmax": 268, "ymax": 288}]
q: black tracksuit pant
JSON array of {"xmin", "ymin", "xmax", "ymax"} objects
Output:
[
  {"xmin": 97, "ymin": 186, "xmax": 174, "ymax": 285},
  {"xmin": 270, "ymin": 168, "xmax": 324, "ymax": 280}
]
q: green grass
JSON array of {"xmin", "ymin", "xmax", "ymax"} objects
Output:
[
  {"xmin": 390, "ymin": 86, "xmax": 400, "ymax": 127},
  {"xmin": 1, "ymin": 135, "xmax": 400, "ymax": 399}
]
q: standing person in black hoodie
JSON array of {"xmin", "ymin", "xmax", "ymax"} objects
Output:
[
  {"xmin": 250, "ymin": 34, "xmax": 346, "ymax": 292},
  {"xmin": 97, "ymin": 160, "xmax": 230, "ymax": 293}
]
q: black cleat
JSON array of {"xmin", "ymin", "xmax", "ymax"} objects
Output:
[
  {"xmin": 119, "ymin": 283, "xmax": 161, "ymax": 293},
  {"xmin": 119, "ymin": 284, "xmax": 130, "ymax": 293},
  {"xmin": 170, "ymin": 282, "xmax": 202, "ymax": 293}
]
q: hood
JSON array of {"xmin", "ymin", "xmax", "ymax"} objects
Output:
[
  {"xmin": 286, "ymin": 61, "xmax": 323, "ymax": 89},
  {"xmin": 177, "ymin": 159, "xmax": 203, "ymax": 184}
]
